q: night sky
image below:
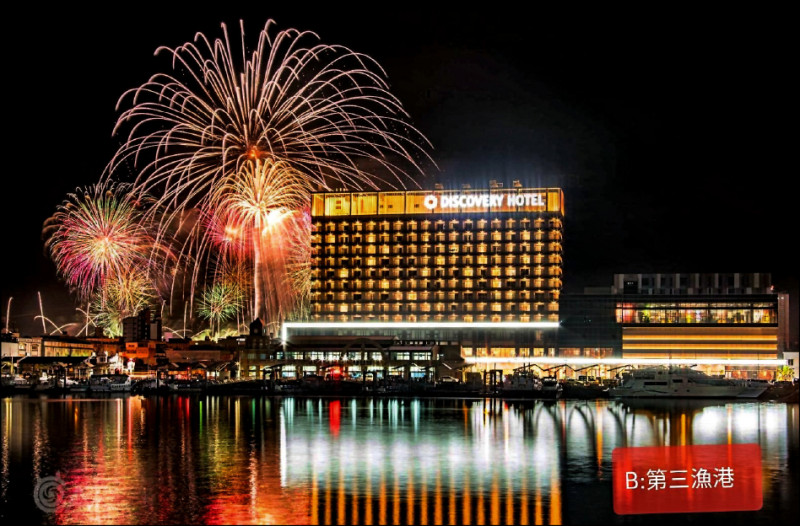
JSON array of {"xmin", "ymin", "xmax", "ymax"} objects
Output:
[{"xmin": 3, "ymin": 5, "xmax": 796, "ymax": 343}]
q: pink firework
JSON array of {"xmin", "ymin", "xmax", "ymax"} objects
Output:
[{"xmin": 43, "ymin": 182, "xmax": 155, "ymax": 301}]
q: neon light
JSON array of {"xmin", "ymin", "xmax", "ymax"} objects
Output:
[
  {"xmin": 281, "ymin": 321, "xmax": 560, "ymax": 341},
  {"xmin": 463, "ymin": 357, "xmax": 787, "ymax": 366},
  {"xmin": 423, "ymin": 193, "xmax": 545, "ymax": 210}
]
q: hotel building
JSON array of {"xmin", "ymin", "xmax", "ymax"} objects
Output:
[
  {"xmin": 286, "ymin": 184, "xmax": 565, "ymax": 360},
  {"xmin": 280, "ymin": 185, "xmax": 789, "ymax": 380}
]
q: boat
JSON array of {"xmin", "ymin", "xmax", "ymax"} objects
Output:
[
  {"xmin": 67, "ymin": 380, "xmax": 90, "ymax": 393},
  {"xmin": 541, "ymin": 376, "xmax": 563, "ymax": 399},
  {"xmin": 734, "ymin": 378, "xmax": 771, "ymax": 399},
  {"xmin": 562, "ymin": 379, "xmax": 610, "ymax": 399},
  {"xmin": 167, "ymin": 379, "xmax": 204, "ymax": 393},
  {"xmin": 88, "ymin": 374, "xmax": 132, "ymax": 393},
  {"xmin": 2, "ymin": 375, "xmax": 33, "ymax": 391},
  {"xmin": 609, "ymin": 366, "xmax": 764, "ymax": 399},
  {"xmin": 499, "ymin": 371, "xmax": 543, "ymax": 398}
]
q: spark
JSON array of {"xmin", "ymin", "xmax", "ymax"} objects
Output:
[{"xmin": 108, "ymin": 19, "xmax": 435, "ymax": 327}]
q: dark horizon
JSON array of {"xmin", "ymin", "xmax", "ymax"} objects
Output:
[{"xmin": 3, "ymin": 6, "xmax": 796, "ymax": 343}]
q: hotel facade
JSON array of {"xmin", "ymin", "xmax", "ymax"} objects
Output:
[
  {"xmin": 280, "ymin": 186, "xmax": 789, "ymax": 380},
  {"xmin": 286, "ymin": 185, "xmax": 565, "ymax": 360}
]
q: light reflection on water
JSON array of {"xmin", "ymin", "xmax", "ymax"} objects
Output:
[{"xmin": 0, "ymin": 396, "xmax": 797, "ymax": 525}]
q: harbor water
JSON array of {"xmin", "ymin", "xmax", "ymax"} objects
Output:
[{"xmin": 1, "ymin": 395, "xmax": 797, "ymax": 524}]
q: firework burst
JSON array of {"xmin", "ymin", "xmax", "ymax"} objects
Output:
[
  {"xmin": 197, "ymin": 280, "xmax": 245, "ymax": 339},
  {"xmin": 43, "ymin": 182, "xmax": 156, "ymax": 301},
  {"xmin": 92, "ymin": 270, "xmax": 158, "ymax": 337},
  {"xmin": 109, "ymin": 19, "xmax": 434, "ymax": 326}
]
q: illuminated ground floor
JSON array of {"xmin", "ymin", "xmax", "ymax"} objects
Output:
[{"xmin": 273, "ymin": 322, "xmax": 786, "ymax": 382}]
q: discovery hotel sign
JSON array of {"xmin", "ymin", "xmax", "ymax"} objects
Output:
[
  {"xmin": 423, "ymin": 192, "xmax": 545, "ymax": 210},
  {"xmin": 310, "ymin": 187, "xmax": 564, "ymax": 217}
]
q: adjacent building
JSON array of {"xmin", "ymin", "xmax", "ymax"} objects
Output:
[{"xmin": 557, "ymin": 273, "xmax": 784, "ymax": 379}]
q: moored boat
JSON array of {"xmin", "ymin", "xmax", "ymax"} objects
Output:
[
  {"xmin": 499, "ymin": 371, "xmax": 543, "ymax": 398},
  {"xmin": 89, "ymin": 374, "xmax": 132, "ymax": 393},
  {"xmin": 541, "ymin": 376, "xmax": 563, "ymax": 399},
  {"xmin": 609, "ymin": 366, "xmax": 760, "ymax": 399}
]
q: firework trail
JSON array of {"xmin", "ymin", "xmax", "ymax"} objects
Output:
[
  {"xmin": 43, "ymin": 182, "xmax": 169, "ymax": 335},
  {"xmin": 109, "ymin": 19, "xmax": 434, "ymax": 327}
]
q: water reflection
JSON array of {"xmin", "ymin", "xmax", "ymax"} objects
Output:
[{"xmin": 0, "ymin": 396, "xmax": 796, "ymax": 525}]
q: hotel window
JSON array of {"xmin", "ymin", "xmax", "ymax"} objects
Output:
[
  {"xmin": 449, "ymin": 244, "xmax": 459, "ymax": 253},
  {"xmin": 464, "ymin": 267, "xmax": 474, "ymax": 277},
  {"xmin": 491, "ymin": 231, "xmax": 502, "ymax": 241}
]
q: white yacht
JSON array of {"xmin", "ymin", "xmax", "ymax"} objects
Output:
[
  {"xmin": 89, "ymin": 374, "xmax": 132, "ymax": 393},
  {"xmin": 609, "ymin": 366, "xmax": 765, "ymax": 399}
]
